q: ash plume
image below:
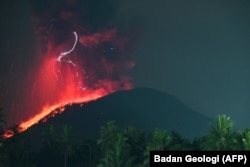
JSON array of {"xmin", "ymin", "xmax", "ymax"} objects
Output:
[
  {"xmin": 1, "ymin": 0, "xmax": 140, "ymax": 129},
  {"xmin": 30, "ymin": 0, "xmax": 137, "ymax": 88}
]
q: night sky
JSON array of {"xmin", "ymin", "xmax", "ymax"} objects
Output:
[
  {"xmin": 1, "ymin": 0, "xmax": 250, "ymax": 129},
  {"xmin": 116, "ymin": 0, "xmax": 250, "ymax": 128}
]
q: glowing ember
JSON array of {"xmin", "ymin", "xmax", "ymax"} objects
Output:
[{"xmin": 2, "ymin": 130, "xmax": 14, "ymax": 139}]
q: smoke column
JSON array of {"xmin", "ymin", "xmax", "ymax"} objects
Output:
[{"xmin": 1, "ymin": 0, "xmax": 139, "ymax": 132}]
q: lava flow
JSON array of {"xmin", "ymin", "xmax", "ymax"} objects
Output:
[{"xmin": 3, "ymin": 28, "xmax": 135, "ymax": 138}]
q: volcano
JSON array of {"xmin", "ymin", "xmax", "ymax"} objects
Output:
[{"xmin": 20, "ymin": 87, "xmax": 212, "ymax": 150}]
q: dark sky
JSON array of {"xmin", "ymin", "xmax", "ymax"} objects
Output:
[
  {"xmin": 1, "ymin": 0, "xmax": 250, "ymax": 129},
  {"xmin": 114, "ymin": 0, "xmax": 250, "ymax": 128}
]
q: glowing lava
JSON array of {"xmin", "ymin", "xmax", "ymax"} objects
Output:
[
  {"xmin": 15, "ymin": 30, "xmax": 133, "ymax": 132},
  {"xmin": 1, "ymin": 25, "xmax": 136, "ymax": 140},
  {"xmin": 18, "ymin": 89, "xmax": 107, "ymax": 132}
]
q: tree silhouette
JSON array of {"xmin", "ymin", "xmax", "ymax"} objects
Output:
[
  {"xmin": 80, "ymin": 139, "xmax": 101, "ymax": 167},
  {"xmin": 123, "ymin": 125, "xmax": 146, "ymax": 164},
  {"xmin": 37, "ymin": 124, "xmax": 59, "ymax": 166},
  {"xmin": 168, "ymin": 131, "xmax": 192, "ymax": 150},
  {"xmin": 57, "ymin": 125, "xmax": 77, "ymax": 167},
  {"xmin": 238, "ymin": 129, "xmax": 250, "ymax": 150},
  {"xmin": 98, "ymin": 133, "xmax": 135, "ymax": 167},
  {"xmin": 201, "ymin": 114, "xmax": 239, "ymax": 150},
  {"xmin": 97, "ymin": 121, "xmax": 118, "ymax": 152},
  {"xmin": 2, "ymin": 113, "xmax": 250, "ymax": 166},
  {"xmin": 42, "ymin": 124, "xmax": 58, "ymax": 149},
  {"xmin": 146, "ymin": 129, "xmax": 172, "ymax": 151},
  {"xmin": 2, "ymin": 131, "xmax": 34, "ymax": 167},
  {"xmin": 192, "ymin": 136, "xmax": 206, "ymax": 150},
  {"xmin": 143, "ymin": 129, "xmax": 172, "ymax": 166}
]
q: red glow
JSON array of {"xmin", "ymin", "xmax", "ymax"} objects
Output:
[
  {"xmin": 2, "ymin": 130, "xmax": 14, "ymax": 138},
  {"xmin": 18, "ymin": 89, "xmax": 107, "ymax": 132},
  {"xmin": 3, "ymin": 29, "xmax": 135, "ymax": 136}
]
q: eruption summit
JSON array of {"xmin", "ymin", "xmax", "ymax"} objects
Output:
[{"xmin": 1, "ymin": 0, "xmax": 139, "ymax": 138}]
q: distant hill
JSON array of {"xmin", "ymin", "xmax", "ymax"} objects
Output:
[{"xmin": 22, "ymin": 87, "xmax": 213, "ymax": 150}]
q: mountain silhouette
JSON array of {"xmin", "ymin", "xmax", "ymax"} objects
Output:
[{"xmin": 22, "ymin": 87, "xmax": 213, "ymax": 150}]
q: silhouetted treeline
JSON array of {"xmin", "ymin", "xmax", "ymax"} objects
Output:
[{"xmin": 0, "ymin": 113, "xmax": 250, "ymax": 167}]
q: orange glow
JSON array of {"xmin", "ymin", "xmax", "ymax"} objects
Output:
[
  {"xmin": 16, "ymin": 51, "xmax": 131, "ymax": 132},
  {"xmin": 3, "ymin": 29, "xmax": 135, "ymax": 138},
  {"xmin": 2, "ymin": 130, "xmax": 14, "ymax": 138},
  {"xmin": 18, "ymin": 89, "xmax": 108, "ymax": 132}
]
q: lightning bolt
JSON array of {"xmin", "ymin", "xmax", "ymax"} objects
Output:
[
  {"xmin": 49, "ymin": 31, "xmax": 88, "ymax": 90},
  {"xmin": 57, "ymin": 31, "xmax": 78, "ymax": 65}
]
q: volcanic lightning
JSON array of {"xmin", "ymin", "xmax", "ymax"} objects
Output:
[
  {"xmin": 0, "ymin": 0, "xmax": 142, "ymax": 141},
  {"xmin": 17, "ymin": 31, "xmax": 91, "ymax": 132},
  {"xmin": 57, "ymin": 31, "xmax": 78, "ymax": 63},
  {"xmin": 51, "ymin": 31, "xmax": 80, "ymax": 82},
  {"xmin": 2, "ymin": 27, "xmax": 137, "ymax": 140},
  {"xmin": 2, "ymin": 1, "xmax": 139, "ymax": 139},
  {"xmin": 6, "ymin": 28, "xmax": 134, "ymax": 135}
]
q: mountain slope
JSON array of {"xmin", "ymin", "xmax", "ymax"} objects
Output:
[{"xmin": 23, "ymin": 87, "xmax": 213, "ymax": 150}]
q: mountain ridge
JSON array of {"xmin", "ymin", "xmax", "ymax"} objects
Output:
[{"xmin": 21, "ymin": 87, "xmax": 213, "ymax": 150}]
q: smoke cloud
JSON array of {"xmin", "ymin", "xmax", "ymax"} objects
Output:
[{"xmin": 1, "ymin": 0, "xmax": 140, "ymax": 129}]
